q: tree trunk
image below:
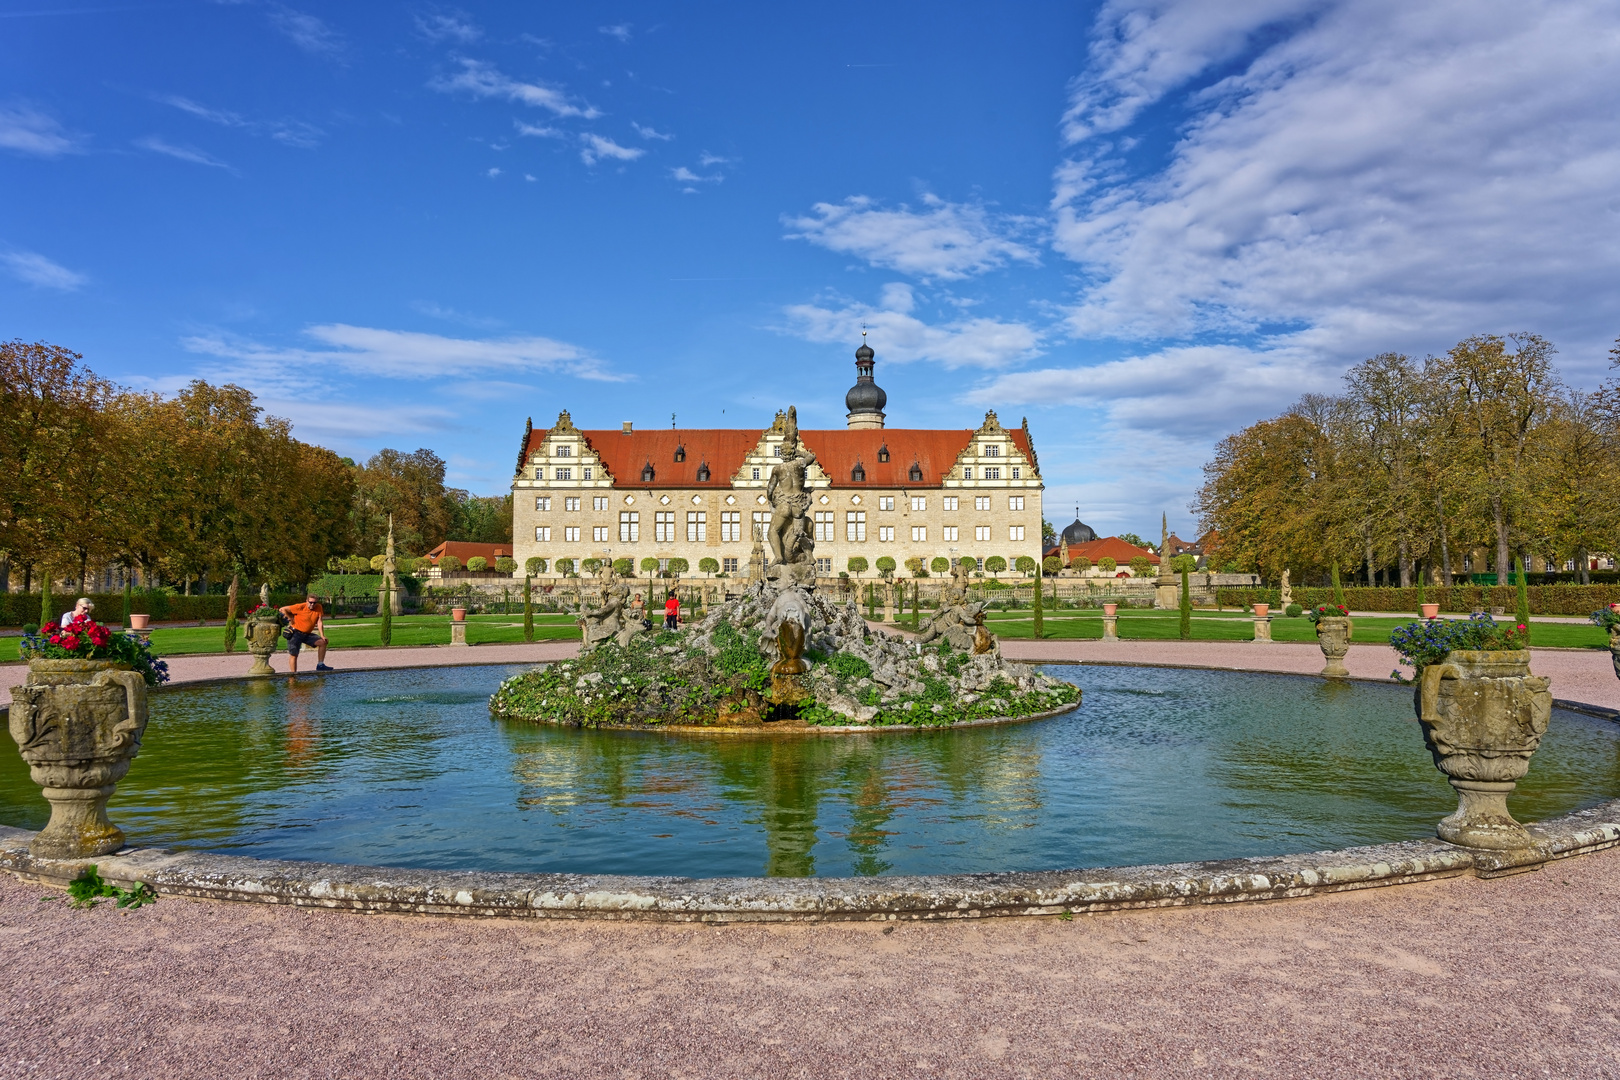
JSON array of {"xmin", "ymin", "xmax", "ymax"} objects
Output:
[
  {"xmin": 1398, "ymin": 538, "xmax": 1411, "ymax": 588},
  {"xmin": 1491, "ymin": 493, "xmax": 1510, "ymax": 586},
  {"xmin": 1364, "ymin": 532, "xmax": 1375, "ymax": 587},
  {"xmin": 0, "ymin": 557, "xmax": 9, "ymax": 593},
  {"xmin": 223, "ymin": 572, "xmax": 240, "ymax": 654},
  {"xmin": 1436, "ymin": 490, "xmax": 1453, "ymax": 586},
  {"xmin": 1577, "ymin": 546, "xmax": 1590, "ymax": 585}
]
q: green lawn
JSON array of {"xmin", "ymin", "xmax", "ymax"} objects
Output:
[
  {"xmin": 885, "ymin": 610, "xmax": 1611, "ymax": 649},
  {"xmin": 0, "ymin": 612, "xmax": 583, "ymax": 662}
]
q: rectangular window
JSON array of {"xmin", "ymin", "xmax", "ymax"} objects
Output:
[
  {"xmin": 815, "ymin": 511, "xmax": 835, "ymax": 541},
  {"xmin": 687, "ymin": 511, "xmax": 707, "ymax": 542},
  {"xmin": 879, "ymin": 496, "xmax": 895, "ymax": 511},
  {"xmin": 564, "ymin": 496, "xmax": 580, "ymax": 511},
  {"xmin": 1010, "ymin": 525, "xmax": 1025, "ymax": 542},
  {"xmin": 910, "ymin": 496, "xmax": 926, "ymax": 512},
  {"xmin": 879, "ymin": 526, "xmax": 895, "ymax": 542},
  {"xmin": 535, "ymin": 526, "xmax": 551, "ymax": 542},
  {"xmin": 911, "ymin": 525, "xmax": 927, "ymax": 542},
  {"xmin": 582, "ymin": 467, "xmax": 593, "ymax": 480},
  {"xmin": 984, "ymin": 444, "xmax": 1000, "ymax": 457},
  {"xmin": 535, "ymin": 496, "xmax": 551, "ymax": 511},
  {"xmin": 975, "ymin": 525, "xmax": 991, "ymax": 542},
  {"xmin": 619, "ymin": 511, "xmax": 639, "ymax": 543},
  {"xmin": 655, "ymin": 511, "xmax": 675, "ymax": 543},
  {"xmin": 659, "ymin": 558, "xmax": 669, "ymax": 572},
  {"xmin": 592, "ymin": 526, "xmax": 609, "ymax": 543},
  {"xmin": 816, "ymin": 558, "xmax": 832, "ymax": 575},
  {"xmin": 565, "ymin": 526, "xmax": 581, "ymax": 543},
  {"xmin": 943, "ymin": 526, "xmax": 959, "ymax": 542},
  {"xmin": 975, "ymin": 496, "xmax": 990, "ymax": 511},
  {"xmin": 751, "ymin": 467, "xmax": 761, "ymax": 480},
  {"xmin": 593, "ymin": 496, "xmax": 608, "ymax": 511},
  {"xmin": 722, "ymin": 557, "xmax": 739, "ymax": 573},
  {"xmin": 554, "ymin": 467, "xmax": 571, "ymax": 481},
  {"xmin": 962, "ymin": 467, "xmax": 972, "ymax": 480},
  {"xmin": 557, "ymin": 445, "xmax": 572, "ymax": 457},
  {"xmin": 942, "ymin": 496, "xmax": 958, "ymax": 511},
  {"xmin": 752, "ymin": 511, "xmax": 770, "ymax": 541},
  {"xmin": 985, "ymin": 467, "xmax": 1001, "ymax": 480},
  {"xmin": 721, "ymin": 511, "xmax": 741, "ymax": 542},
  {"xmin": 1011, "ymin": 467, "xmax": 1021, "ymax": 479},
  {"xmin": 1009, "ymin": 496, "xmax": 1025, "ymax": 511},
  {"xmin": 846, "ymin": 511, "xmax": 866, "ymax": 541}
]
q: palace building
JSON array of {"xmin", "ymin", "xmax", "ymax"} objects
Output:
[{"xmin": 510, "ymin": 342, "xmax": 1045, "ymax": 579}]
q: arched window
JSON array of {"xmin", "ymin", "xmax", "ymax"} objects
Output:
[{"xmin": 641, "ymin": 461, "xmax": 656, "ymax": 483}]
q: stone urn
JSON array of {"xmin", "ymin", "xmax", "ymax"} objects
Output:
[
  {"xmin": 1315, "ymin": 616, "xmax": 1352, "ymax": 678},
  {"xmin": 1416, "ymin": 650, "xmax": 1551, "ymax": 849},
  {"xmin": 8, "ymin": 659, "xmax": 149, "ymax": 858},
  {"xmin": 244, "ymin": 609, "xmax": 285, "ymax": 676},
  {"xmin": 1608, "ymin": 626, "xmax": 1619, "ymax": 683}
]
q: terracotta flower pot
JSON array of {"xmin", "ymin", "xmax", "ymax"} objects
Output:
[
  {"xmin": 1252, "ymin": 604, "xmax": 1269, "ymax": 618},
  {"xmin": 127, "ymin": 613, "xmax": 150, "ymax": 630},
  {"xmin": 451, "ymin": 607, "xmax": 467, "ymax": 622},
  {"xmin": 1421, "ymin": 603, "xmax": 1440, "ymax": 619},
  {"xmin": 1102, "ymin": 603, "xmax": 1117, "ymax": 616}
]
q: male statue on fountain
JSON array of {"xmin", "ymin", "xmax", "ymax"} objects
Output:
[{"xmin": 764, "ymin": 406, "xmax": 819, "ymax": 588}]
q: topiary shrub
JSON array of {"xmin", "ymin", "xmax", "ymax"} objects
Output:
[
  {"xmin": 438, "ymin": 555, "xmax": 463, "ymax": 574},
  {"xmin": 1016, "ymin": 556, "xmax": 1036, "ymax": 575},
  {"xmin": 495, "ymin": 557, "xmax": 516, "ymax": 574},
  {"xmin": 1286, "ymin": 602, "xmax": 1303, "ymax": 617},
  {"xmin": 1043, "ymin": 555, "xmax": 1061, "ymax": 574},
  {"xmin": 1128, "ymin": 556, "xmax": 1152, "ymax": 577},
  {"xmin": 1097, "ymin": 557, "xmax": 1116, "ymax": 573},
  {"xmin": 1069, "ymin": 556, "xmax": 1092, "ymax": 574},
  {"xmin": 985, "ymin": 556, "xmax": 1007, "ymax": 576},
  {"xmin": 668, "ymin": 558, "xmax": 690, "ymax": 576},
  {"xmin": 1169, "ymin": 553, "xmax": 1197, "ymax": 574},
  {"xmin": 555, "ymin": 557, "xmax": 576, "ymax": 576},
  {"xmin": 699, "ymin": 557, "xmax": 720, "ymax": 575},
  {"xmin": 640, "ymin": 557, "xmax": 660, "ymax": 574},
  {"xmin": 930, "ymin": 556, "xmax": 950, "ymax": 574},
  {"xmin": 875, "ymin": 556, "xmax": 896, "ymax": 579},
  {"xmin": 847, "ymin": 556, "xmax": 868, "ymax": 576},
  {"xmin": 370, "ymin": 554, "xmax": 386, "ymax": 571},
  {"xmin": 612, "ymin": 557, "xmax": 634, "ymax": 577},
  {"xmin": 466, "ymin": 556, "xmax": 488, "ymax": 573},
  {"xmin": 525, "ymin": 557, "xmax": 547, "ymax": 575},
  {"xmin": 581, "ymin": 557, "xmax": 602, "ymax": 576}
]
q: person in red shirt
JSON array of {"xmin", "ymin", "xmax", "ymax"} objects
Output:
[
  {"xmin": 664, "ymin": 589, "xmax": 680, "ymax": 631},
  {"xmin": 278, "ymin": 594, "xmax": 331, "ymax": 674}
]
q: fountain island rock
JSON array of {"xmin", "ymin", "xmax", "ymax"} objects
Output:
[{"xmin": 491, "ymin": 406, "xmax": 1079, "ymax": 731}]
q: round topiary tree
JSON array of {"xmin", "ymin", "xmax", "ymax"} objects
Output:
[
  {"xmin": 340, "ymin": 555, "xmax": 370, "ymax": 574},
  {"xmin": 1070, "ymin": 556, "xmax": 1092, "ymax": 574},
  {"xmin": 1129, "ymin": 555, "xmax": 1153, "ymax": 577},
  {"xmin": 370, "ymin": 554, "xmax": 386, "ymax": 571},
  {"xmin": 985, "ymin": 555, "xmax": 1007, "ymax": 577},
  {"xmin": 699, "ymin": 557, "xmax": 720, "ymax": 576},
  {"xmin": 494, "ymin": 556, "xmax": 516, "ymax": 574},
  {"xmin": 581, "ymin": 557, "xmax": 602, "ymax": 576},
  {"xmin": 555, "ymin": 557, "xmax": 576, "ymax": 576},
  {"xmin": 904, "ymin": 556, "xmax": 925, "ymax": 577},
  {"xmin": 1043, "ymin": 555, "xmax": 1061, "ymax": 574},
  {"xmin": 847, "ymin": 556, "xmax": 868, "ymax": 577},
  {"xmin": 959, "ymin": 556, "xmax": 978, "ymax": 571},
  {"xmin": 466, "ymin": 556, "xmax": 488, "ymax": 573},
  {"xmin": 930, "ymin": 556, "xmax": 950, "ymax": 575},
  {"xmin": 612, "ymin": 557, "xmax": 634, "ymax": 577},
  {"xmin": 1169, "ymin": 553, "xmax": 1197, "ymax": 574},
  {"xmin": 1097, "ymin": 557, "xmax": 1116, "ymax": 574},
  {"xmin": 438, "ymin": 555, "xmax": 462, "ymax": 575},
  {"xmin": 875, "ymin": 556, "xmax": 896, "ymax": 579},
  {"xmin": 525, "ymin": 557, "xmax": 546, "ymax": 576},
  {"xmin": 668, "ymin": 557, "xmax": 689, "ymax": 576},
  {"xmin": 637, "ymin": 557, "xmax": 658, "ymax": 576},
  {"xmin": 1016, "ymin": 555, "xmax": 1037, "ymax": 576}
]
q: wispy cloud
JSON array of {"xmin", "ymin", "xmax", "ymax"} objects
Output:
[
  {"xmin": 2, "ymin": 248, "xmax": 87, "ymax": 291},
  {"xmin": 699, "ymin": 152, "xmax": 729, "ymax": 166},
  {"xmin": 780, "ymin": 284, "xmax": 1041, "ymax": 369},
  {"xmin": 0, "ymin": 102, "xmax": 82, "ymax": 158},
  {"xmin": 134, "ymin": 136, "xmax": 234, "ymax": 171},
  {"xmin": 670, "ymin": 166, "xmax": 720, "ymax": 184},
  {"xmin": 156, "ymin": 93, "xmax": 324, "ymax": 149},
  {"xmin": 579, "ymin": 133, "xmax": 643, "ymax": 165},
  {"xmin": 785, "ymin": 194, "xmax": 1041, "ymax": 281},
  {"xmin": 599, "ymin": 23, "xmax": 631, "ymax": 42},
  {"xmin": 632, "ymin": 122, "xmax": 672, "ymax": 141},
  {"xmin": 415, "ymin": 9, "xmax": 480, "ymax": 43},
  {"xmin": 431, "ymin": 58, "xmax": 600, "ymax": 119},
  {"xmin": 268, "ymin": 6, "xmax": 343, "ymax": 56},
  {"xmin": 514, "ymin": 119, "xmax": 562, "ymax": 139},
  {"xmin": 412, "ymin": 300, "xmax": 504, "ymax": 329}
]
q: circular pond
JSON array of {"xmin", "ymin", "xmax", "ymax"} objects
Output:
[{"xmin": 2, "ymin": 664, "xmax": 1616, "ymax": 878}]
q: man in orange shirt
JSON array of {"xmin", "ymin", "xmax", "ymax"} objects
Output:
[{"xmin": 278, "ymin": 593, "xmax": 331, "ymax": 674}]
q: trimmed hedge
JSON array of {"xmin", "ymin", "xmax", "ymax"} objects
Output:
[
  {"xmin": 1215, "ymin": 584, "xmax": 1620, "ymax": 616},
  {"xmin": 0, "ymin": 590, "xmax": 307, "ymax": 627},
  {"xmin": 307, "ymin": 573, "xmax": 422, "ymax": 599}
]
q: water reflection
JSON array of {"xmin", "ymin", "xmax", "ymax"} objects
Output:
[{"xmin": 0, "ymin": 663, "xmax": 1615, "ymax": 878}]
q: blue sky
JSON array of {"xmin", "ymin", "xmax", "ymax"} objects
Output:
[{"xmin": 4, "ymin": 0, "xmax": 1619, "ymax": 540}]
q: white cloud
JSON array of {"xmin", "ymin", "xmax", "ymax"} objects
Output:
[
  {"xmin": 268, "ymin": 6, "xmax": 343, "ymax": 56},
  {"xmin": 699, "ymin": 152, "xmax": 729, "ymax": 167},
  {"xmin": 134, "ymin": 136, "xmax": 234, "ymax": 171},
  {"xmin": 780, "ymin": 287, "xmax": 1041, "ymax": 369},
  {"xmin": 514, "ymin": 120, "xmax": 562, "ymax": 139},
  {"xmin": 2, "ymin": 249, "xmax": 87, "ymax": 291},
  {"xmin": 0, "ymin": 102, "xmax": 81, "ymax": 158},
  {"xmin": 486, "ymin": 167, "xmax": 501, "ymax": 178},
  {"xmin": 415, "ymin": 10, "xmax": 481, "ymax": 43},
  {"xmin": 785, "ymin": 195, "xmax": 1040, "ymax": 281},
  {"xmin": 579, "ymin": 133, "xmax": 643, "ymax": 165},
  {"xmin": 157, "ymin": 94, "xmax": 324, "ymax": 149},
  {"xmin": 599, "ymin": 23, "xmax": 631, "ymax": 42},
  {"xmin": 431, "ymin": 58, "xmax": 600, "ymax": 119},
  {"xmin": 670, "ymin": 166, "xmax": 720, "ymax": 184},
  {"xmin": 1051, "ymin": 0, "xmax": 1620, "ymax": 382},
  {"xmin": 632, "ymin": 122, "xmax": 673, "ymax": 141}
]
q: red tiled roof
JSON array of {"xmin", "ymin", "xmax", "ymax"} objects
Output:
[
  {"xmin": 1048, "ymin": 537, "xmax": 1159, "ymax": 566},
  {"xmin": 424, "ymin": 541, "xmax": 511, "ymax": 564},
  {"xmin": 523, "ymin": 425, "xmax": 1036, "ymax": 489}
]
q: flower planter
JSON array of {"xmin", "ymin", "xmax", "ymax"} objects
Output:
[
  {"xmin": 8, "ymin": 658, "xmax": 149, "ymax": 858},
  {"xmin": 1102, "ymin": 604, "xmax": 1117, "ymax": 616},
  {"xmin": 1252, "ymin": 604, "xmax": 1269, "ymax": 619},
  {"xmin": 127, "ymin": 613, "xmax": 150, "ymax": 630},
  {"xmin": 451, "ymin": 607, "xmax": 467, "ymax": 622},
  {"xmin": 1416, "ymin": 649, "xmax": 1551, "ymax": 849},
  {"xmin": 244, "ymin": 613, "xmax": 284, "ymax": 677},
  {"xmin": 1314, "ymin": 616, "xmax": 1352, "ymax": 678},
  {"xmin": 1420, "ymin": 603, "xmax": 1440, "ymax": 620}
]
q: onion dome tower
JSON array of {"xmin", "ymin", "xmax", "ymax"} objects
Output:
[{"xmin": 844, "ymin": 332, "xmax": 887, "ymax": 429}]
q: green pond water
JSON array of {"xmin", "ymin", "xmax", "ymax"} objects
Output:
[{"xmin": 2, "ymin": 663, "xmax": 1616, "ymax": 878}]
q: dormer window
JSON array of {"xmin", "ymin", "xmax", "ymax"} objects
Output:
[
  {"xmin": 641, "ymin": 461, "xmax": 656, "ymax": 483},
  {"xmin": 851, "ymin": 460, "xmax": 866, "ymax": 482},
  {"xmin": 908, "ymin": 461, "xmax": 923, "ymax": 483},
  {"xmin": 877, "ymin": 444, "xmax": 889, "ymax": 463},
  {"xmin": 696, "ymin": 460, "xmax": 711, "ymax": 482},
  {"xmin": 674, "ymin": 444, "xmax": 686, "ymax": 463}
]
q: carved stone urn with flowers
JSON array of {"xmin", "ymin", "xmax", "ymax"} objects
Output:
[
  {"xmin": 1307, "ymin": 604, "xmax": 1352, "ymax": 678},
  {"xmin": 244, "ymin": 601, "xmax": 286, "ymax": 676},
  {"xmin": 9, "ymin": 612, "xmax": 169, "ymax": 858},
  {"xmin": 1592, "ymin": 605, "xmax": 1620, "ymax": 683},
  {"xmin": 1393, "ymin": 614, "xmax": 1550, "ymax": 849}
]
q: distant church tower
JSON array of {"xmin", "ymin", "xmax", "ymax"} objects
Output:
[{"xmin": 844, "ymin": 333, "xmax": 887, "ymax": 429}]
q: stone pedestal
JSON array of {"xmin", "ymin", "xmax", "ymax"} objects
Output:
[
  {"xmin": 1315, "ymin": 616, "xmax": 1352, "ymax": 678},
  {"xmin": 450, "ymin": 619, "xmax": 468, "ymax": 646},
  {"xmin": 1417, "ymin": 649, "xmax": 1551, "ymax": 849},
  {"xmin": 1252, "ymin": 616, "xmax": 1272, "ymax": 642},
  {"xmin": 8, "ymin": 659, "xmax": 149, "ymax": 858},
  {"xmin": 882, "ymin": 583, "xmax": 894, "ymax": 623},
  {"xmin": 1102, "ymin": 614, "xmax": 1119, "ymax": 641}
]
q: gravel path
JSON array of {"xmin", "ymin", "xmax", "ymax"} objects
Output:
[{"xmin": 3, "ymin": 849, "xmax": 1617, "ymax": 1079}]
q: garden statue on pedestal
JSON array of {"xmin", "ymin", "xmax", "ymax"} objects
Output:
[
  {"xmin": 920, "ymin": 559, "xmax": 996, "ymax": 653},
  {"xmin": 243, "ymin": 583, "xmax": 286, "ymax": 677},
  {"xmin": 579, "ymin": 571, "xmax": 643, "ymax": 650},
  {"xmin": 10, "ymin": 611, "xmax": 168, "ymax": 858},
  {"xmin": 764, "ymin": 406, "xmax": 819, "ymax": 589},
  {"xmin": 1279, "ymin": 570, "xmax": 1292, "ymax": 610},
  {"xmin": 379, "ymin": 514, "xmax": 401, "ymax": 618}
]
